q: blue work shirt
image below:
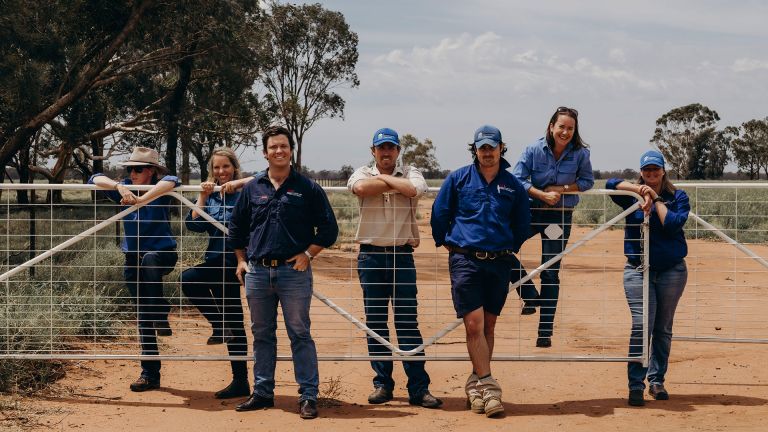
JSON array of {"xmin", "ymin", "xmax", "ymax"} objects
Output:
[
  {"xmin": 89, "ymin": 173, "xmax": 181, "ymax": 254},
  {"xmin": 606, "ymin": 178, "xmax": 689, "ymax": 271},
  {"xmin": 227, "ymin": 168, "xmax": 338, "ymax": 261},
  {"xmin": 513, "ymin": 137, "xmax": 594, "ymax": 209},
  {"xmin": 431, "ymin": 158, "xmax": 531, "ymax": 253},
  {"xmin": 185, "ymin": 190, "xmax": 241, "ymax": 266}
]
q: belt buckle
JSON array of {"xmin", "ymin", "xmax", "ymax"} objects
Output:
[
  {"xmin": 475, "ymin": 251, "xmax": 488, "ymax": 260},
  {"xmin": 270, "ymin": 259, "xmax": 278, "ymax": 267}
]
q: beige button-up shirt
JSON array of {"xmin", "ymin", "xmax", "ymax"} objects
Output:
[{"xmin": 347, "ymin": 164, "xmax": 428, "ymax": 247}]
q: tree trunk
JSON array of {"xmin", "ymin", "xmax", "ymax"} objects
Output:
[
  {"xmin": 180, "ymin": 133, "xmax": 191, "ymax": 184},
  {"xmin": 164, "ymin": 46, "xmax": 196, "ymax": 176}
]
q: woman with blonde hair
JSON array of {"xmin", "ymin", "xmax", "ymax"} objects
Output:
[{"xmin": 182, "ymin": 147, "xmax": 254, "ymax": 398}]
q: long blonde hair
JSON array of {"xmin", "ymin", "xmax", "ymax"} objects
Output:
[{"xmin": 207, "ymin": 147, "xmax": 242, "ymax": 184}]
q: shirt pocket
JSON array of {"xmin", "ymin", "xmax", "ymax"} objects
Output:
[
  {"xmin": 279, "ymin": 194, "xmax": 306, "ymax": 223},
  {"xmin": 457, "ymin": 187, "xmax": 485, "ymax": 215},
  {"xmin": 556, "ymin": 161, "xmax": 579, "ymax": 185},
  {"xmin": 492, "ymin": 187, "xmax": 516, "ymax": 215},
  {"xmin": 250, "ymin": 195, "xmax": 271, "ymax": 222}
]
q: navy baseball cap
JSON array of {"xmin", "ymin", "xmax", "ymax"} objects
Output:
[
  {"xmin": 473, "ymin": 125, "xmax": 502, "ymax": 148},
  {"xmin": 640, "ymin": 150, "xmax": 665, "ymax": 169},
  {"xmin": 372, "ymin": 128, "xmax": 400, "ymax": 147}
]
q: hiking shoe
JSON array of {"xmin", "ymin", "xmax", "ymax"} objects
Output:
[
  {"xmin": 129, "ymin": 376, "xmax": 160, "ymax": 392},
  {"xmin": 409, "ymin": 390, "xmax": 443, "ymax": 409},
  {"xmin": 465, "ymin": 373, "xmax": 484, "ymax": 413},
  {"xmin": 649, "ymin": 384, "xmax": 669, "ymax": 400},
  {"xmin": 521, "ymin": 302, "xmax": 536, "ymax": 315},
  {"xmin": 207, "ymin": 328, "xmax": 224, "ymax": 345},
  {"xmin": 476, "ymin": 376, "xmax": 504, "ymax": 417},
  {"xmin": 368, "ymin": 387, "xmax": 393, "ymax": 404},
  {"xmin": 536, "ymin": 337, "xmax": 551, "ymax": 348}
]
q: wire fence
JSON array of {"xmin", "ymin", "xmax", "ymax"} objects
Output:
[{"xmin": 2, "ymin": 182, "xmax": 764, "ymax": 364}]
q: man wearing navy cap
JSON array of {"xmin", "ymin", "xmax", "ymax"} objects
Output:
[
  {"xmin": 431, "ymin": 125, "xmax": 530, "ymax": 417},
  {"xmin": 347, "ymin": 128, "xmax": 442, "ymax": 408}
]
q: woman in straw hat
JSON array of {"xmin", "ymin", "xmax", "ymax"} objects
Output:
[
  {"xmin": 181, "ymin": 147, "xmax": 253, "ymax": 399},
  {"xmin": 89, "ymin": 146, "xmax": 180, "ymax": 392}
]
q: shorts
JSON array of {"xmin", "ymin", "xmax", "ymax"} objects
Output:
[{"xmin": 448, "ymin": 252, "xmax": 511, "ymax": 318}]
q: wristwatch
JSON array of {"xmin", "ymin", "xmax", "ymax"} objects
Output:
[
  {"xmin": 304, "ymin": 250, "xmax": 314, "ymax": 261},
  {"xmin": 653, "ymin": 196, "xmax": 664, "ymax": 203}
]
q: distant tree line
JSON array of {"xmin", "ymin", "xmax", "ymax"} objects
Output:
[{"xmin": 650, "ymin": 103, "xmax": 768, "ymax": 180}]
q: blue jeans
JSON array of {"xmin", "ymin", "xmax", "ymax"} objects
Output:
[
  {"xmin": 123, "ymin": 249, "xmax": 178, "ymax": 380},
  {"xmin": 624, "ymin": 261, "xmax": 687, "ymax": 391},
  {"xmin": 181, "ymin": 258, "xmax": 248, "ymax": 380},
  {"xmin": 513, "ymin": 209, "xmax": 573, "ymax": 338},
  {"xmin": 357, "ymin": 248, "xmax": 430, "ymax": 397},
  {"xmin": 245, "ymin": 262, "xmax": 318, "ymax": 402}
]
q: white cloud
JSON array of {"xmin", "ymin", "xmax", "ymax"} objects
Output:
[
  {"xmin": 369, "ymin": 32, "xmax": 659, "ymax": 99},
  {"xmin": 731, "ymin": 58, "xmax": 768, "ymax": 72}
]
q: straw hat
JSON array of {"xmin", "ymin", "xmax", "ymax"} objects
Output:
[{"xmin": 119, "ymin": 147, "xmax": 168, "ymax": 174}]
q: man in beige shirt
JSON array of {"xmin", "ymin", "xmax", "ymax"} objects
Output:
[{"xmin": 347, "ymin": 128, "xmax": 441, "ymax": 409}]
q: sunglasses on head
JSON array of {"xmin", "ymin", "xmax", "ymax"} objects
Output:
[
  {"xmin": 126, "ymin": 166, "xmax": 148, "ymax": 174},
  {"xmin": 556, "ymin": 106, "xmax": 578, "ymax": 117}
]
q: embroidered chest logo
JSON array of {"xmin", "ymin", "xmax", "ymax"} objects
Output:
[
  {"xmin": 286, "ymin": 190, "xmax": 303, "ymax": 198},
  {"xmin": 497, "ymin": 184, "xmax": 515, "ymax": 194}
]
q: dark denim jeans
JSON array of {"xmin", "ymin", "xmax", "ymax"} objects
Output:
[
  {"xmin": 181, "ymin": 258, "xmax": 248, "ymax": 380},
  {"xmin": 245, "ymin": 262, "xmax": 318, "ymax": 402},
  {"xmin": 624, "ymin": 261, "xmax": 688, "ymax": 391},
  {"xmin": 357, "ymin": 248, "xmax": 430, "ymax": 397},
  {"xmin": 513, "ymin": 209, "xmax": 573, "ymax": 337},
  {"xmin": 123, "ymin": 249, "xmax": 178, "ymax": 380}
]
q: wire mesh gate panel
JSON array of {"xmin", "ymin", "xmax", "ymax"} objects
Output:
[{"xmin": 21, "ymin": 183, "xmax": 767, "ymax": 363}]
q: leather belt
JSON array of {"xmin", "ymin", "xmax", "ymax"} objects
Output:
[
  {"xmin": 451, "ymin": 247, "xmax": 514, "ymax": 260},
  {"xmin": 360, "ymin": 244, "xmax": 414, "ymax": 253},
  {"xmin": 256, "ymin": 258, "xmax": 287, "ymax": 267}
]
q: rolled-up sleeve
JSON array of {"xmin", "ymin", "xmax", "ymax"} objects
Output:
[
  {"xmin": 512, "ymin": 148, "xmax": 533, "ymax": 191},
  {"xmin": 311, "ymin": 184, "xmax": 339, "ymax": 248},
  {"xmin": 662, "ymin": 190, "xmax": 690, "ymax": 234},
  {"xmin": 430, "ymin": 174, "xmax": 456, "ymax": 247},
  {"xmin": 407, "ymin": 167, "xmax": 429, "ymax": 198},
  {"xmin": 88, "ymin": 173, "xmax": 122, "ymax": 203},
  {"xmin": 226, "ymin": 187, "xmax": 251, "ymax": 250},
  {"xmin": 575, "ymin": 149, "xmax": 595, "ymax": 192},
  {"xmin": 347, "ymin": 166, "xmax": 369, "ymax": 192}
]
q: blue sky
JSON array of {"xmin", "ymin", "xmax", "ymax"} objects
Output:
[{"xmin": 241, "ymin": 1, "xmax": 768, "ymax": 173}]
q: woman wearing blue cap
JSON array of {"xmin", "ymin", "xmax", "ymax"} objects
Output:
[
  {"xmin": 606, "ymin": 150, "xmax": 690, "ymax": 407},
  {"xmin": 512, "ymin": 106, "xmax": 594, "ymax": 348}
]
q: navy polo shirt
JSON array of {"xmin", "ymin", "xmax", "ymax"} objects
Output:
[{"xmin": 227, "ymin": 168, "xmax": 338, "ymax": 261}]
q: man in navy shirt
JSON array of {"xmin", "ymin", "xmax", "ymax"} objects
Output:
[
  {"xmin": 227, "ymin": 126, "xmax": 338, "ymax": 419},
  {"xmin": 431, "ymin": 125, "xmax": 530, "ymax": 417}
]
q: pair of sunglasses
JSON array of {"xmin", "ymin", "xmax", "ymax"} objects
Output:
[
  {"xmin": 126, "ymin": 166, "xmax": 148, "ymax": 174},
  {"xmin": 556, "ymin": 106, "xmax": 579, "ymax": 117}
]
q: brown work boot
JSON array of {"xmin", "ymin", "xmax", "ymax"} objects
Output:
[
  {"xmin": 476, "ymin": 375, "xmax": 504, "ymax": 417},
  {"xmin": 465, "ymin": 373, "xmax": 484, "ymax": 413}
]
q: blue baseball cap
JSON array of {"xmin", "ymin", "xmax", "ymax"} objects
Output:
[
  {"xmin": 640, "ymin": 150, "xmax": 665, "ymax": 169},
  {"xmin": 372, "ymin": 128, "xmax": 400, "ymax": 147},
  {"xmin": 473, "ymin": 125, "xmax": 502, "ymax": 148}
]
